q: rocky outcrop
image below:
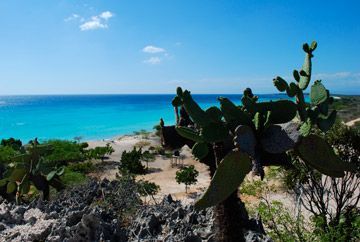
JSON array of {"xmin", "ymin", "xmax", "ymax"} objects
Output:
[
  {"xmin": 128, "ymin": 194, "xmax": 215, "ymax": 241},
  {"xmin": 0, "ymin": 179, "xmax": 271, "ymax": 242}
]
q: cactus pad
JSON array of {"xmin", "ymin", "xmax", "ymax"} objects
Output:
[
  {"xmin": 195, "ymin": 151, "xmax": 251, "ymax": 210},
  {"xmin": 261, "ymin": 124, "xmax": 299, "ymax": 154},
  {"xmin": 310, "ymin": 80, "xmax": 327, "ymax": 105},
  {"xmin": 234, "ymin": 125, "xmax": 256, "ymax": 157},
  {"xmin": 297, "ymin": 134, "xmax": 357, "ymax": 177},
  {"xmin": 192, "ymin": 142, "xmax": 209, "ymax": 160}
]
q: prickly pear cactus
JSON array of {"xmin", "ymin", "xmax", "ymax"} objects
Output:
[
  {"xmin": 167, "ymin": 41, "xmax": 356, "ymax": 210},
  {"xmin": 0, "ymin": 139, "xmax": 65, "ymax": 203}
]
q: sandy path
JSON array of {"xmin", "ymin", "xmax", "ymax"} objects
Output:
[{"xmin": 87, "ymin": 135, "xmax": 211, "ymax": 204}]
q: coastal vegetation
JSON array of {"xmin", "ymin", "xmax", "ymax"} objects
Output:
[{"xmin": 0, "ymin": 138, "xmax": 114, "ymax": 203}]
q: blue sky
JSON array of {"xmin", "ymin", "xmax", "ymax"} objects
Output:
[{"xmin": 0, "ymin": 0, "xmax": 359, "ymax": 95}]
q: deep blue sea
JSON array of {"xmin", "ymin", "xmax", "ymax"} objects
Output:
[{"xmin": 0, "ymin": 94, "xmax": 296, "ymax": 142}]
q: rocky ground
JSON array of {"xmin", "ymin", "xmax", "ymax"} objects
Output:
[{"xmin": 0, "ymin": 178, "xmax": 271, "ymax": 242}]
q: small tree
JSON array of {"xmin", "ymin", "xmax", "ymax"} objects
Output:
[
  {"xmin": 142, "ymin": 150, "xmax": 156, "ymax": 170},
  {"xmin": 88, "ymin": 143, "xmax": 114, "ymax": 162},
  {"xmin": 175, "ymin": 165, "xmax": 199, "ymax": 193},
  {"xmin": 119, "ymin": 147, "xmax": 146, "ymax": 174},
  {"xmin": 137, "ymin": 179, "xmax": 160, "ymax": 204}
]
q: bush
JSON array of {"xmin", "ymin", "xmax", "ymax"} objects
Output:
[
  {"xmin": 283, "ymin": 123, "xmax": 360, "ymax": 241},
  {"xmin": 137, "ymin": 180, "xmax": 160, "ymax": 203},
  {"xmin": 43, "ymin": 140, "xmax": 88, "ymax": 165},
  {"xmin": 1, "ymin": 138, "xmax": 22, "ymax": 151},
  {"xmin": 250, "ymin": 199, "xmax": 314, "ymax": 241},
  {"xmin": 175, "ymin": 165, "xmax": 199, "ymax": 193},
  {"xmin": 61, "ymin": 167, "xmax": 88, "ymax": 187},
  {"xmin": 68, "ymin": 161, "xmax": 95, "ymax": 174},
  {"xmin": 87, "ymin": 143, "xmax": 114, "ymax": 161},
  {"xmin": 142, "ymin": 150, "xmax": 156, "ymax": 169},
  {"xmin": 0, "ymin": 146, "xmax": 18, "ymax": 164},
  {"xmin": 119, "ymin": 147, "xmax": 146, "ymax": 174}
]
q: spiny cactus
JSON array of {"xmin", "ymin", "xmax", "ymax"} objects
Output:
[
  {"xmin": 0, "ymin": 139, "xmax": 65, "ymax": 203},
  {"xmin": 273, "ymin": 41, "xmax": 336, "ymax": 135},
  {"xmin": 160, "ymin": 41, "xmax": 357, "ymax": 241}
]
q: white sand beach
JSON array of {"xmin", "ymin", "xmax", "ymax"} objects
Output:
[{"xmin": 86, "ymin": 133, "xmax": 211, "ymax": 204}]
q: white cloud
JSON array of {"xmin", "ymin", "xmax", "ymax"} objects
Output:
[
  {"xmin": 142, "ymin": 45, "xmax": 166, "ymax": 54},
  {"xmin": 313, "ymin": 72, "xmax": 360, "ymax": 80},
  {"xmin": 78, "ymin": 11, "xmax": 114, "ymax": 31},
  {"xmin": 144, "ymin": 57, "xmax": 161, "ymax": 65},
  {"xmin": 80, "ymin": 16, "xmax": 107, "ymax": 31},
  {"xmin": 99, "ymin": 11, "xmax": 113, "ymax": 20},
  {"xmin": 64, "ymin": 14, "xmax": 80, "ymax": 22}
]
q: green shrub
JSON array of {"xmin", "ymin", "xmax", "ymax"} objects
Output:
[
  {"xmin": 87, "ymin": 143, "xmax": 114, "ymax": 161},
  {"xmin": 68, "ymin": 161, "xmax": 95, "ymax": 174},
  {"xmin": 311, "ymin": 209, "xmax": 360, "ymax": 242},
  {"xmin": 1, "ymin": 138, "xmax": 22, "ymax": 151},
  {"xmin": 252, "ymin": 199, "xmax": 314, "ymax": 241},
  {"xmin": 240, "ymin": 179, "xmax": 266, "ymax": 197},
  {"xmin": 43, "ymin": 140, "xmax": 88, "ymax": 165},
  {"xmin": 142, "ymin": 150, "xmax": 156, "ymax": 169},
  {"xmin": 119, "ymin": 147, "xmax": 146, "ymax": 174},
  {"xmin": 137, "ymin": 179, "xmax": 160, "ymax": 203},
  {"xmin": 175, "ymin": 165, "xmax": 199, "ymax": 193},
  {"xmin": 0, "ymin": 146, "xmax": 18, "ymax": 164},
  {"xmin": 61, "ymin": 167, "xmax": 88, "ymax": 187}
]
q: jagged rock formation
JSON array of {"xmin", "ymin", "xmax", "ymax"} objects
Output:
[{"xmin": 0, "ymin": 179, "xmax": 272, "ymax": 242}]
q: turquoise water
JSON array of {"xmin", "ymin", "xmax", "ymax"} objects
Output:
[{"xmin": 0, "ymin": 94, "xmax": 296, "ymax": 142}]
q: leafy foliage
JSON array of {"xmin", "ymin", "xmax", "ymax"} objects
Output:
[
  {"xmin": 1, "ymin": 138, "xmax": 22, "ymax": 151},
  {"xmin": 136, "ymin": 179, "xmax": 160, "ymax": 204},
  {"xmin": 251, "ymin": 199, "xmax": 315, "ymax": 242},
  {"xmin": 119, "ymin": 147, "xmax": 146, "ymax": 175},
  {"xmin": 67, "ymin": 161, "xmax": 95, "ymax": 174},
  {"xmin": 283, "ymin": 123, "xmax": 360, "ymax": 241},
  {"xmin": 61, "ymin": 166, "xmax": 88, "ymax": 187},
  {"xmin": 175, "ymin": 165, "xmax": 199, "ymax": 193},
  {"xmin": 0, "ymin": 146, "xmax": 19, "ymax": 164},
  {"xmin": 87, "ymin": 143, "xmax": 114, "ymax": 161},
  {"xmin": 42, "ymin": 140, "xmax": 89, "ymax": 165},
  {"xmin": 142, "ymin": 150, "xmax": 156, "ymax": 169}
]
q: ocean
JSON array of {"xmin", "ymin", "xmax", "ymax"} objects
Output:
[{"xmin": 0, "ymin": 94, "xmax": 297, "ymax": 142}]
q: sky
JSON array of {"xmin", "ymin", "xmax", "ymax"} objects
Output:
[{"xmin": 0, "ymin": 0, "xmax": 359, "ymax": 95}]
